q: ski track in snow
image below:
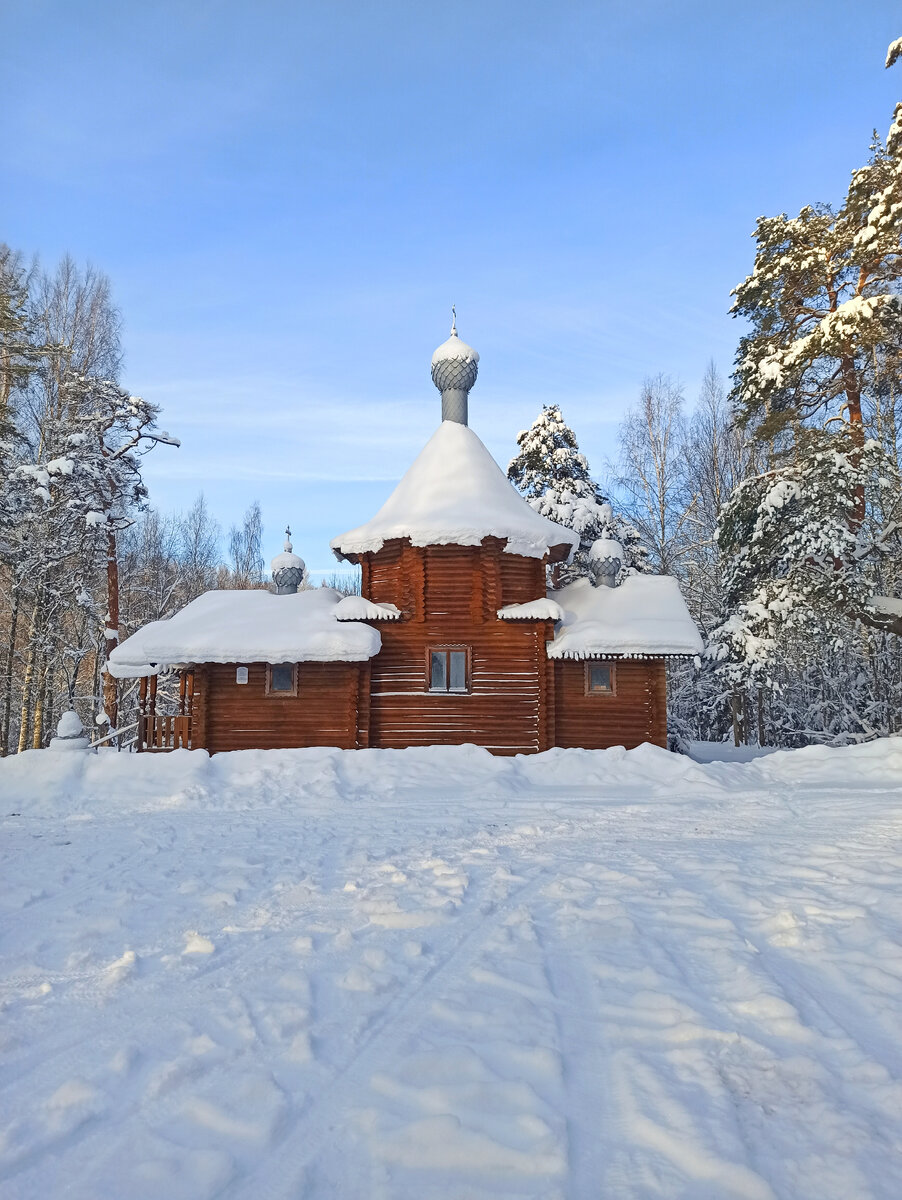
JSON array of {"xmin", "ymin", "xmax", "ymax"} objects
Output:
[{"xmin": 1, "ymin": 743, "xmax": 902, "ymax": 1198}]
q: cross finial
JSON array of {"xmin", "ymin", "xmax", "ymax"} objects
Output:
[
  {"xmin": 451, "ymin": 304, "xmax": 457, "ymax": 336},
  {"xmin": 284, "ymin": 525, "xmax": 292, "ymax": 552}
]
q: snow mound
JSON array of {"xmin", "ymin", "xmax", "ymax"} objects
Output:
[
  {"xmin": 548, "ymin": 575, "xmax": 703, "ymax": 658},
  {"xmin": 109, "ymin": 587, "xmax": 380, "ymax": 676},
  {"xmin": 331, "ymin": 422, "xmax": 579, "ymax": 562},
  {"xmin": 5, "ymin": 738, "xmax": 901, "ymax": 815}
]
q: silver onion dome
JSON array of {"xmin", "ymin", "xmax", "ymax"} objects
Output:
[
  {"xmin": 270, "ymin": 526, "xmax": 306, "ymax": 595},
  {"xmin": 589, "ymin": 536, "xmax": 624, "ymax": 589},
  {"xmin": 431, "ymin": 307, "xmax": 479, "ymax": 425}
]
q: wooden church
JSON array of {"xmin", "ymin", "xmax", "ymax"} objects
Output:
[{"xmin": 110, "ymin": 323, "xmax": 702, "ymax": 754}]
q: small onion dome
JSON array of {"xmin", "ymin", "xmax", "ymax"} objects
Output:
[
  {"xmin": 589, "ymin": 536, "xmax": 623, "ymax": 588},
  {"xmin": 271, "ymin": 527, "xmax": 305, "ymax": 595},
  {"xmin": 431, "ymin": 312, "xmax": 479, "ymax": 395}
]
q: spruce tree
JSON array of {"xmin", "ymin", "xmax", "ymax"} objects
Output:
[
  {"xmin": 508, "ymin": 404, "xmax": 646, "ymax": 582},
  {"xmin": 707, "ymin": 426, "xmax": 901, "ymax": 689}
]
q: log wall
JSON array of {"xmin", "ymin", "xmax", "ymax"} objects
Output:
[
  {"xmin": 199, "ymin": 661, "xmax": 362, "ymax": 753},
  {"xmin": 361, "ymin": 540, "xmax": 552, "ymax": 754},
  {"xmin": 553, "ymin": 658, "xmax": 668, "ymax": 749},
  {"xmin": 182, "ymin": 537, "xmax": 670, "ymax": 756}
]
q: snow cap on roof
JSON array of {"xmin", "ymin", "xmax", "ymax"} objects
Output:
[
  {"xmin": 547, "ymin": 575, "xmax": 703, "ymax": 659},
  {"xmin": 108, "ymin": 587, "xmax": 381, "ymax": 677},
  {"xmin": 331, "ymin": 420, "xmax": 579, "ymax": 562}
]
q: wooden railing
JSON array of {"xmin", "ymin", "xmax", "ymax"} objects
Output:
[
  {"xmin": 137, "ymin": 669, "xmax": 195, "ymax": 752},
  {"xmin": 140, "ymin": 713, "xmax": 191, "ymax": 751}
]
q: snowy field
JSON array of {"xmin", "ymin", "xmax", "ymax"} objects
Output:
[{"xmin": 2, "ymin": 741, "xmax": 902, "ymax": 1200}]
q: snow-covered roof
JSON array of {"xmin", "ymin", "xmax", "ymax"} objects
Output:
[
  {"xmin": 334, "ymin": 596, "xmax": 402, "ymax": 621},
  {"xmin": 547, "ymin": 575, "xmax": 703, "ymax": 659},
  {"xmin": 332, "ymin": 421, "xmax": 579, "ymax": 562},
  {"xmin": 108, "ymin": 587, "xmax": 381, "ymax": 677},
  {"xmin": 497, "ymin": 598, "xmax": 565, "ymax": 621}
]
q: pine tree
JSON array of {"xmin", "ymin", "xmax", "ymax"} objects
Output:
[
  {"xmin": 723, "ymin": 44, "xmax": 902, "ymax": 657},
  {"xmin": 508, "ymin": 404, "xmax": 646, "ymax": 582},
  {"xmin": 732, "ymin": 73, "xmax": 902, "ymax": 442}
]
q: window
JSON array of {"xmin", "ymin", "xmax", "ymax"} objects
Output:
[
  {"xmin": 266, "ymin": 663, "xmax": 297, "ymax": 696},
  {"xmin": 586, "ymin": 662, "xmax": 615, "ymax": 695},
  {"xmin": 428, "ymin": 647, "xmax": 470, "ymax": 693}
]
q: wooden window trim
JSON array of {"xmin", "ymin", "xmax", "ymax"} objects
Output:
[
  {"xmin": 584, "ymin": 660, "xmax": 616, "ymax": 696},
  {"xmin": 265, "ymin": 662, "xmax": 298, "ymax": 697},
  {"xmin": 426, "ymin": 645, "xmax": 472, "ymax": 694}
]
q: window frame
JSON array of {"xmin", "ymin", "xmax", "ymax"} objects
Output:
[
  {"xmin": 584, "ymin": 660, "xmax": 616, "ymax": 697},
  {"xmin": 265, "ymin": 662, "xmax": 298, "ymax": 697},
  {"xmin": 426, "ymin": 645, "xmax": 472, "ymax": 695}
]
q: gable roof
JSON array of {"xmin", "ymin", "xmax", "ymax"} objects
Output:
[
  {"xmin": 547, "ymin": 575, "xmax": 703, "ymax": 659},
  {"xmin": 108, "ymin": 587, "xmax": 381, "ymax": 677},
  {"xmin": 331, "ymin": 421, "xmax": 579, "ymax": 562}
]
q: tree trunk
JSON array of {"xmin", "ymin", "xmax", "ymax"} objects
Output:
[
  {"xmin": 16, "ymin": 599, "xmax": 41, "ymax": 754},
  {"xmin": 731, "ymin": 691, "xmax": 743, "ymax": 747},
  {"xmin": 1, "ymin": 589, "xmax": 20, "ymax": 757},
  {"xmin": 840, "ymin": 354, "xmax": 866, "ymax": 525},
  {"xmin": 103, "ymin": 529, "xmax": 120, "ymax": 735},
  {"xmin": 32, "ymin": 655, "xmax": 47, "ymax": 749}
]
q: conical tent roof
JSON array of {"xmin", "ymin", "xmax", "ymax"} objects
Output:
[{"xmin": 332, "ymin": 421, "xmax": 578, "ymax": 562}]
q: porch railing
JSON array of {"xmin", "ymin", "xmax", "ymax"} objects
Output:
[
  {"xmin": 137, "ymin": 670, "xmax": 195, "ymax": 752},
  {"xmin": 140, "ymin": 713, "xmax": 192, "ymax": 751}
]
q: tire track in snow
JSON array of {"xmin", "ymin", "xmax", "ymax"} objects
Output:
[
  {"xmin": 236, "ymin": 865, "xmax": 553, "ymax": 1200},
  {"xmin": 534, "ymin": 915, "xmax": 615, "ymax": 1200},
  {"xmin": 667, "ymin": 858, "xmax": 902, "ymax": 1083}
]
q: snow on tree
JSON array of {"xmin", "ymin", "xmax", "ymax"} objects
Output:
[
  {"xmin": 0, "ymin": 245, "xmax": 42, "ymax": 433},
  {"xmin": 714, "ymin": 51, "xmax": 902, "ymax": 720},
  {"xmin": 731, "ymin": 85, "xmax": 902, "ymax": 443},
  {"xmin": 707, "ymin": 427, "xmax": 901, "ymax": 689},
  {"xmin": 508, "ymin": 404, "xmax": 646, "ymax": 583},
  {"xmin": 60, "ymin": 375, "xmax": 179, "ymax": 729}
]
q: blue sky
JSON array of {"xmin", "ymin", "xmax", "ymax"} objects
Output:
[{"xmin": 4, "ymin": 1, "xmax": 900, "ymax": 574}]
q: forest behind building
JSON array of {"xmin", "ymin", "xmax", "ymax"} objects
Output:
[{"xmin": 2, "ymin": 86, "xmax": 902, "ymax": 752}]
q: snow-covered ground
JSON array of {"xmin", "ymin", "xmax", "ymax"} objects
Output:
[{"xmin": 2, "ymin": 740, "xmax": 902, "ymax": 1199}]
